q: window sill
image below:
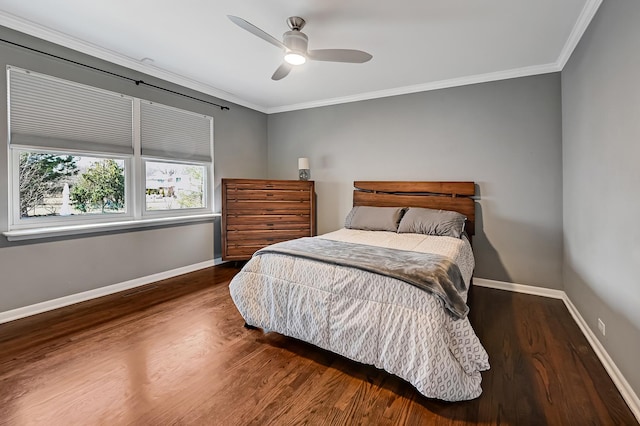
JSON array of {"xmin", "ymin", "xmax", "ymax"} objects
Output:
[{"xmin": 3, "ymin": 213, "xmax": 221, "ymax": 242}]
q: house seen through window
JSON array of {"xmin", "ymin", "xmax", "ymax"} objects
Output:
[{"xmin": 145, "ymin": 161, "xmax": 205, "ymax": 211}]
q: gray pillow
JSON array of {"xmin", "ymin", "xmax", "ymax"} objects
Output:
[
  {"xmin": 344, "ymin": 206, "xmax": 405, "ymax": 232},
  {"xmin": 397, "ymin": 207, "xmax": 466, "ymax": 238}
]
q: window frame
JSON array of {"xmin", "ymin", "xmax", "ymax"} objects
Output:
[{"xmin": 6, "ymin": 66, "xmax": 215, "ymax": 234}]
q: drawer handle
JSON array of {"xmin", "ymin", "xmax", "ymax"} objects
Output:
[
  {"xmin": 266, "ymin": 238, "xmax": 274, "ymax": 242},
  {"xmin": 266, "ymin": 193, "xmax": 274, "ymax": 197},
  {"xmin": 266, "ymin": 223, "xmax": 274, "ymax": 227}
]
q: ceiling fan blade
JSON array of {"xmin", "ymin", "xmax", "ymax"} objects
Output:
[
  {"xmin": 272, "ymin": 63, "xmax": 292, "ymax": 81},
  {"xmin": 307, "ymin": 49, "xmax": 372, "ymax": 63},
  {"xmin": 227, "ymin": 15, "xmax": 285, "ymax": 50}
]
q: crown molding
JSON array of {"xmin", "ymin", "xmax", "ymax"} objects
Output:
[
  {"xmin": 267, "ymin": 0, "xmax": 601, "ymax": 114},
  {"xmin": 1, "ymin": 0, "xmax": 602, "ymax": 116},
  {"xmin": 0, "ymin": 11, "xmax": 267, "ymax": 113},
  {"xmin": 557, "ymin": 0, "xmax": 603, "ymax": 69},
  {"xmin": 267, "ymin": 62, "xmax": 561, "ymax": 114}
]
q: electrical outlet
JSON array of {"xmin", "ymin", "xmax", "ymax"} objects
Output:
[{"xmin": 598, "ymin": 318, "xmax": 606, "ymax": 336}]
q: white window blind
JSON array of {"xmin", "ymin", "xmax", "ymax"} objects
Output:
[
  {"xmin": 140, "ymin": 100, "xmax": 213, "ymax": 162},
  {"xmin": 8, "ymin": 67, "xmax": 133, "ymax": 154}
]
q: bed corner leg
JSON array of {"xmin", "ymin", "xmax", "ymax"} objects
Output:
[{"xmin": 244, "ymin": 322, "xmax": 257, "ymax": 330}]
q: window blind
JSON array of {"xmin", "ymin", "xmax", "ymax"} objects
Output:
[
  {"xmin": 140, "ymin": 100, "xmax": 213, "ymax": 162},
  {"xmin": 8, "ymin": 67, "xmax": 134, "ymax": 155}
]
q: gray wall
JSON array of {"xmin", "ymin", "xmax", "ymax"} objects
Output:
[
  {"xmin": 268, "ymin": 74, "xmax": 564, "ymax": 288},
  {"xmin": 562, "ymin": 0, "xmax": 640, "ymax": 399},
  {"xmin": 0, "ymin": 26, "xmax": 268, "ymax": 312}
]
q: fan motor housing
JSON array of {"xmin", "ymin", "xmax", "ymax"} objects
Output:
[{"xmin": 283, "ymin": 31, "xmax": 308, "ymax": 53}]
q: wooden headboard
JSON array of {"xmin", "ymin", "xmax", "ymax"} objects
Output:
[{"xmin": 353, "ymin": 181, "xmax": 476, "ymax": 236}]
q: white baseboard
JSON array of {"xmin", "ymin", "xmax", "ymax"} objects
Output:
[
  {"xmin": 472, "ymin": 277, "xmax": 565, "ymax": 299},
  {"xmin": 473, "ymin": 277, "xmax": 640, "ymax": 422},
  {"xmin": 562, "ymin": 295, "xmax": 640, "ymax": 421},
  {"xmin": 0, "ymin": 259, "xmax": 217, "ymax": 325}
]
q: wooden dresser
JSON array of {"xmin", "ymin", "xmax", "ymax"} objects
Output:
[{"xmin": 221, "ymin": 178, "xmax": 316, "ymax": 261}]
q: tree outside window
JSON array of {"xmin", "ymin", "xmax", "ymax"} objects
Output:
[
  {"xmin": 18, "ymin": 153, "xmax": 78, "ymax": 217},
  {"xmin": 71, "ymin": 159, "xmax": 125, "ymax": 213},
  {"xmin": 18, "ymin": 152, "xmax": 125, "ymax": 218}
]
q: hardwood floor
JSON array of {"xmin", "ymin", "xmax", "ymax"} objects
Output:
[{"xmin": 0, "ymin": 264, "xmax": 636, "ymax": 425}]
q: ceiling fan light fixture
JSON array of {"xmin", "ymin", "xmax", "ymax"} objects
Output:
[
  {"xmin": 284, "ymin": 52, "xmax": 306, "ymax": 65},
  {"xmin": 228, "ymin": 15, "xmax": 373, "ymax": 80}
]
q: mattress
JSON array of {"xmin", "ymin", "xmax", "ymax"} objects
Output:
[{"xmin": 229, "ymin": 229, "xmax": 490, "ymax": 401}]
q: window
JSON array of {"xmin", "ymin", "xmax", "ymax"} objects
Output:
[
  {"xmin": 145, "ymin": 161, "xmax": 205, "ymax": 211},
  {"xmin": 139, "ymin": 99, "xmax": 213, "ymax": 215},
  {"xmin": 17, "ymin": 151, "xmax": 127, "ymax": 219},
  {"xmin": 7, "ymin": 66, "xmax": 214, "ymax": 232}
]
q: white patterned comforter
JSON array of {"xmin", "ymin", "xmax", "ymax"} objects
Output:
[{"xmin": 229, "ymin": 229, "xmax": 490, "ymax": 401}]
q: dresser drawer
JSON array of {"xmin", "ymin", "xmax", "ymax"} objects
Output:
[
  {"xmin": 225, "ymin": 200, "xmax": 310, "ymax": 215},
  {"xmin": 225, "ymin": 236, "xmax": 305, "ymax": 258},
  {"xmin": 225, "ymin": 245, "xmax": 266, "ymax": 259},
  {"xmin": 225, "ymin": 214, "xmax": 310, "ymax": 225},
  {"xmin": 226, "ymin": 222, "xmax": 310, "ymax": 231},
  {"xmin": 225, "ymin": 228, "xmax": 311, "ymax": 242},
  {"xmin": 225, "ymin": 189, "xmax": 311, "ymax": 202},
  {"xmin": 226, "ymin": 237, "xmax": 302, "ymax": 249},
  {"xmin": 225, "ymin": 181, "xmax": 312, "ymax": 191}
]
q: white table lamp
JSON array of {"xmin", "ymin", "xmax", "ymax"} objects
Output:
[{"xmin": 298, "ymin": 157, "xmax": 310, "ymax": 181}]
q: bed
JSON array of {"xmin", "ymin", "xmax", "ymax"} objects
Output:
[{"xmin": 228, "ymin": 181, "xmax": 490, "ymax": 401}]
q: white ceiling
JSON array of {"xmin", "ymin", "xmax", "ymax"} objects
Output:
[{"xmin": 0, "ymin": 0, "xmax": 601, "ymax": 114}]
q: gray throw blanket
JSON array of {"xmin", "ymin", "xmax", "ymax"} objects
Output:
[{"xmin": 254, "ymin": 237, "xmax": 469, "ymax": 318}]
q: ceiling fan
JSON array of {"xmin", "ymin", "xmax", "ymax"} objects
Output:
[{"xmin": 228, "ymin": 15, "xmax": 373, "ymax": 81}]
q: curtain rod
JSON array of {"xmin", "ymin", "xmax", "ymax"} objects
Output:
[{"xmin": 1, "ymin": 38, "xmax": 230, "ymax": 111}]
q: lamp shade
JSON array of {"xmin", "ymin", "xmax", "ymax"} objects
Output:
[{"xmin": 298, "ymin": 157, "xmax": 310, "ymax": 170}]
